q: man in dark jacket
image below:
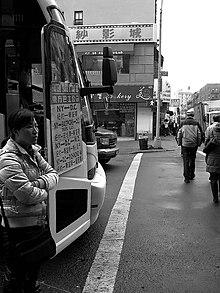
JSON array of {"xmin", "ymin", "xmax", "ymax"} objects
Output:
[{"xmin": 177, "ymin": 111, "xmax": 203, "ymax": 183}]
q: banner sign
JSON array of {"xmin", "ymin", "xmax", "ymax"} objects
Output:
[
  {"xmin": 119, "ymin": 103, "xmax": 135, "ymax": 113},
  {"xmin": 92, "ymin": 85, "xmax": 154, "ymax": 103},
  {"xmin": 70, "ymin": 23, "xmax": 157, "ymax": 43}
]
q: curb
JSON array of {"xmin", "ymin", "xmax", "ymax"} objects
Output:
[
  {"xmin": 131, "ymin": 148, "xmax": 176, "ymax": 154},
  {"xmin": 117, "ymin": 136, "xmax": 178, "ymax": 155}
]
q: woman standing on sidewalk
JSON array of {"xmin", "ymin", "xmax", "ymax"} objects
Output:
[{"xmin": 0, "ymin": 108, "xmax": 59, "ymax": 293}]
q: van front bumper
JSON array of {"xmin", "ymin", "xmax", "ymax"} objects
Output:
[
  {"xmin": 98, "ymin": 147, "xmax": 119, "ymax": 159},
  {"xmin": 90, "ymin": 162, "xmax": 106, "ymax": 224}
]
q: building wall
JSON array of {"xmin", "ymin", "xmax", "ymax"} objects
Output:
[
  {"xmin": 196, "ymin": 84, "xmax": 220, "ymax": 112},
  {"xmin": 130, "ymin": 44, "xmax": 154, "ymax": 84},
  {"xmin": 80, "ymin": 43, "xmax": 154, "ymax": 86},
  {"xmin": 57, "ymin": 0, "xmax": 156, "ymax": 26},
  {"xmin": 199, "ymin": 83, "xmax": 220, "ymax": 102}
]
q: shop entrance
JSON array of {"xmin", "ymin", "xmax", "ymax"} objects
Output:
[{"xmin": 93, "ymin": 102, "xmax": 136, "ymax": 138}]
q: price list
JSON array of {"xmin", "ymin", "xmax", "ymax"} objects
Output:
[{"xmin": 51, "ymin": 82, "xmax": 83, "ymax": 173}]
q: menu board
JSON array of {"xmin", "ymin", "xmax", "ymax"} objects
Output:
[{"xmin": 51, "ymin": 82, "xmax": 83, "ymax": 174}]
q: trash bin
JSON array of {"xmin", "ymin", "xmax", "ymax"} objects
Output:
[{"xmin": 139, "ymin": 136, "xmax": 148, "ymax": 150}]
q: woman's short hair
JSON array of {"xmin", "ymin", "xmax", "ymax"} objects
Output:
[{"xmin": 8, "ymin": 108, "xmax": 35, "ymax": 138}]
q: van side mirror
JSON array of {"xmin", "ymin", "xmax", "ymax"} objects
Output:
[
  {"xmin": 80, "ymin": 46, "xmax": 117, "ymax": 97},
  {"xmin": 102, "ymin": 47, "xmax": 117, "ymax": 86}
]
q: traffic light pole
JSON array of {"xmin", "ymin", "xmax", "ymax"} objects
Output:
[{"xmin": 153, "ymin": 0, "xmax": 163, "ymax": 149}]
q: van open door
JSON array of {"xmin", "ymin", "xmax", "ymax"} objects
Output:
[{"xmin": 42, "ymin": 20, "xmax": 91, "ymax": 254}]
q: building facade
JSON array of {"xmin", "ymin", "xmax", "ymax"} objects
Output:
[
  {"xmin": 57, "ymin": 0, "xmax": 157, "ymax": 25},
  {"xmin": 175, "ymin": 84, "xmax": 220, "ymax": 125},
  {"xmin": 197, "ymin": 84, "xmax": 220, "ymax": 112},
  {"xmin": 57, "ymin": 0, "xmax": 169, "ymax": 139}
]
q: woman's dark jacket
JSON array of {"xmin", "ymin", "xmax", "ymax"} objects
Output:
[{"xmin": 205, "ymin": 122, "xmax": 220, "ymax": 173}]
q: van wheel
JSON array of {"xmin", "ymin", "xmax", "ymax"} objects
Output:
[{"xmin": 99, "ymin": 159, "xmax": 110, "ymax": 164}]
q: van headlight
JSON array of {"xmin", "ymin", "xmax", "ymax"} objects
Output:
[{"xmin": 100, "ymin": 137, "xmax": 109, "ymax": 145}]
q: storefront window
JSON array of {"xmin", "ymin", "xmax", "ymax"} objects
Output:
[
  {"xmin": 93, "ymin": 102, "xmax": 135, "ymax": 137},
  {"xmin": 82, "ymin": 54, "xmax": 129, "ymax": 74}
]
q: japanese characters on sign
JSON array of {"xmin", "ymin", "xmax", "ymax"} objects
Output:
[
  {"xmin": 51, "ymin": 82, "xmax": 83, "ymax": 174},
  {"xmin": 70, "ymin": 24, "xmax": 157, "ymax": 43}
]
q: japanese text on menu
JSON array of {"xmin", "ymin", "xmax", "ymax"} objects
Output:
[{"xmin": 51, "ymin": 82, "xmax": 83, "ymax": 173}]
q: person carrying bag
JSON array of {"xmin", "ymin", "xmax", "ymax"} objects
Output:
[
  {"xmin": 0, "ymin": 109, "xmax": 59, "ymax": 293},
  {"xmin": 204, "ymin": 118, "xmax": 220, "ymax": 204}
]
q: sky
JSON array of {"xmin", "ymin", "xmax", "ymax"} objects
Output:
[{"xmin": 161, "ymin": 0, "xmax": 220, "ymax": 94}]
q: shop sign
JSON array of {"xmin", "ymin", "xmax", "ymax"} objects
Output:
[
  {"xmin": 92, "ymin": 85, "xmax": 153, "ymax": 103},
  {"xmin": 161, "ymin": 71, "xmax": 168, "ymax": 76},
  {"xmin": 170, "ymin": 99, "xmax": 179, "ymax": 107},
  {"xmin": 84, "ymin": 51, "xmax": 124, "ymax": 55},
  {"xmin": 70, "ymin": 23, "xmax": 157, "ymax": 43},
  {"xmin": 119, "ymin": 103, "xmax": 135, "ymax": 113},
  {"xmin": 162, "ymin": 98, "xmax": 171, "ymax": 103}
]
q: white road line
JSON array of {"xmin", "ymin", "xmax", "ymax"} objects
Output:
[{"xmin": 83, "ymin": 153, "xmax": 143, "ymax": 293}]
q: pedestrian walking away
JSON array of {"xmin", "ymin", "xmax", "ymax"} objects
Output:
[
  {"xmin": 204, "ymin": 115, "xmax": 220, "ymax": 204},
  {"xmin": 205, "ymin": 115, "xmax": 220, "ymax": 181},
  {"xmin": 177, "ymin": 110, "xmax": 203, "ymax": 183},
  {"xmin": 0, "ymin": 109, "xmax": 59, "ymax": 293},
  {"xmin": 163, "ymin": 118, "xmax": 170, "ymax": 136}
]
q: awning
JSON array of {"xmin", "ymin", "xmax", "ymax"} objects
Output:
[{"xmin": 75, "ymin": 43, "xmax": 134, "ymax": 54}]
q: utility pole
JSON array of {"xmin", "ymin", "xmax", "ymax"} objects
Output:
[{"xmin": 153, "ymin": 0, "xmax": 163, "ymax": 148}]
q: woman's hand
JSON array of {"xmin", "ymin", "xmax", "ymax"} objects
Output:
[{"xmin": 31, "ymin": 179, "xmax": 46, "ymax": 189}]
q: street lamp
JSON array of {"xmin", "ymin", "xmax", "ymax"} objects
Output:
[{"xmin": 153, "ymin": 0, "xmax": 163, "ymax": 148}]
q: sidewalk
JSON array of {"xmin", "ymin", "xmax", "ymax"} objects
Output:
[{"xmin": 117, "ymin": 135, "xmax": 178, "ymax": 155}]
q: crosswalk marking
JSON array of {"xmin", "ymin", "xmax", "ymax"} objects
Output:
[{"xmin": 83, "ymin": 153, "xmax": 143, "ymax": 293}]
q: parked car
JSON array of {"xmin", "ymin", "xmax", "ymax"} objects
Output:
[{"xmin": 95, "ymin": 127, "xmax": 119, "ymax": 164}]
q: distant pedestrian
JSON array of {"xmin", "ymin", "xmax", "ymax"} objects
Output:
[
  {"xmin": 163, "ymin": 119, "xmax": 170, "ymax": 136},
  {"xmin": 204, "ymin": 116, "xmax": 220, "ymax": 204},
  {"xmin": 177, "ymin": 110, "xmax": 203, "ymax": 183},
  {"xmin": 171, "ymin": 121, "xmax": 177, "ymax": 136}
]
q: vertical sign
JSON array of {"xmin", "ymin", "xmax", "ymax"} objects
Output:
[{"xmin": 51, "ymin": 82, "xmax": 83, "ymax": 174}]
